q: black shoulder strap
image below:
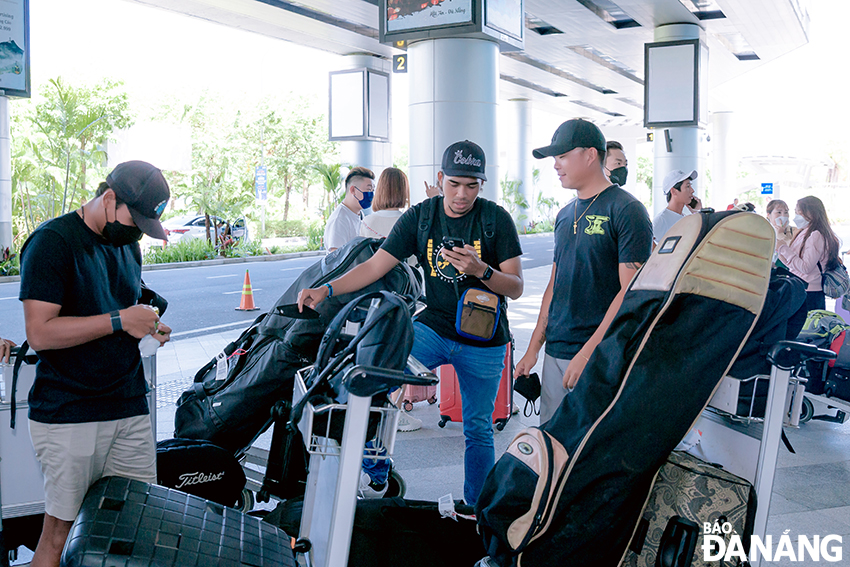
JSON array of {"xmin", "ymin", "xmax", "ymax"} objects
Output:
[
  {"xmin": 479, "ymin": 198, "xmax": 498, "ymax": 260},
  {"xmin": 417, "ymin": 197, "xmax": 441, "ymax": 256},
  {"xmin": 10, "ymin": 341, "xmax": 36, "ymax": 430}
]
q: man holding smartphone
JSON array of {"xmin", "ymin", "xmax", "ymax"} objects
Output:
[
  {"xmin": 298, "ymin": 140, "xmax": 523, "ymax": 505},
  {"xmin": 652, "ymin": 169, "xmax": 702, "ymax": 245}
]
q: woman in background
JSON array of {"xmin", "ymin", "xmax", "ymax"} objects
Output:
[
  {"xmin": 360, "ymin": 167, "xmax": 410, "ymax": 239},
  {"xmin": 766, "ymin": 199, "xmax": 794, "ymax": 241},
  {"xmin": 776, "ymin": 196, "xmax": 841, "ymax": 313}
]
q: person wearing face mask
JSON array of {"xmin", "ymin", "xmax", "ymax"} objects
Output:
[
  {"xmin": 765, "ymin": 199, "xmax": 794, "ymax": 266},
  {"xmin": 604, "ymin": 140, "xmax": 628, "ymax": 187},
  {"xmin": 776, "ymin": 196, "xmax": 842, "ymax": 316},
  {"xmin": 17, "ymin": 160, "xmax": 173, "ymax": 567},
  {"xmin": 324, "ymin": 165, "xmax": 375, "ymax": 252}
]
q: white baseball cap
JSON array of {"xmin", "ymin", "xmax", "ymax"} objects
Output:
[{"xmin": 662, "ymin": 169, "xmax": 698, "ymax": 194}]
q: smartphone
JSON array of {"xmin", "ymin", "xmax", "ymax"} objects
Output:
[
  {"xmin": 442, "ymin": 236, "xmax": 465, "ymax": 250},
  {"xmin": 689, "ymin": 197, "xmax": 699, "ymax": 209}
]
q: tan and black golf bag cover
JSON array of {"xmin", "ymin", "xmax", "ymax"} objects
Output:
[{"xmin": 476, "ymin": 210, "xmax": 775, "ymax": 567}]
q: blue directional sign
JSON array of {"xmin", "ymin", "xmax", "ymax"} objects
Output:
[
  {"xmin": 255, "ymin": 165, "xmax": 267, "ymax": 201},
  {"xmin": 760, "ymin": 182, "xmax": 773, "ymax": 195}
]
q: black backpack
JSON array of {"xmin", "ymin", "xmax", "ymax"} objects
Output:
[{"xmin": 173, "ymin": 237, "xmax": 421, "ymax": 455}]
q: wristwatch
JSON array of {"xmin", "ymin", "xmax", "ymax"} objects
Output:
[
  {"xmin": 110, "ymin": 310, "xmax": 122, "ymax": 333},
  {"xmin": 481, "ymin": 265, "xmax": 494, "ymax": 281}
]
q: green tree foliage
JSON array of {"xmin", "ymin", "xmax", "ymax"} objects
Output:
[
  {"xmin": 500, "ymin": 175, "xmax": 529, "ymax": 228},
  {"xmin": 10, "ymin": 77, "xmax": 132, "ymax": 243},
  {"xmin": 313, "ymin": 162, "xmax": 344, "ymax": 222},
  {"xmin": 242, "ymin": 97, "xmax": 335, "ymax": 222}
]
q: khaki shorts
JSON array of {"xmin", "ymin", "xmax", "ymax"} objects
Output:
[{"xmin": 29, "ymin": 415, "xmax": 156, "ymax": 522}]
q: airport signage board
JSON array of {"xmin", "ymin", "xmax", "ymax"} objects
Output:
[
  {"xmin": 760, "ymin": 182, "xmax": 773, "ymax": 195},
  {"xmin": 644, "ymin": 38, "xmax": 707, "ymax": 128},
  {"xmin": 0, "ymin": 0, "xmax": 30, "ymax": 98}
]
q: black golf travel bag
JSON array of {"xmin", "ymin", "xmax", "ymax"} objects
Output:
[
  {"xmin": 475, "ymin": 211, "xmax": 776, "ymax": 567},
  {"xmin": 172, "ymin": 237, "xmax": 420, "ymax": 455}
]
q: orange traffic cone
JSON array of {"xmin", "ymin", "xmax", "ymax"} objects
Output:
[{"xmin": 236, "ymin": 269, "xmax": 260, "ymax": 311}]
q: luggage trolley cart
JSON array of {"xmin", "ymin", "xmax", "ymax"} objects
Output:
[
  {"xmin": 291, "ymin": 357, "xmax": 436, "ymax": 567},
  {"xmin": 695, "ymin": 341, "xmax": 836, "ymax": 567}
]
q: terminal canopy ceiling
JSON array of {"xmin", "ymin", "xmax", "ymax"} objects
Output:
[{"xmin": 129, "ymin": 0, "xmax": 809, "ymax": 127}]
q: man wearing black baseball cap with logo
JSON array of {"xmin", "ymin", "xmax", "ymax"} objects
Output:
[
  {"xmin": 298, "ymin": 141, "xmax": 523, "ymax": 505},
  {"xmin": 19, "ymin": 160, "xmax": 172, "ymax": 566},
  {"xmin": 516, "ymin": 119, "xmax": 652, "ymax": 423}
]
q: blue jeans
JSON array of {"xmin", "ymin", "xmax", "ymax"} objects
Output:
[{"xmin": 410, "ymin": 322, "xmax": 506, "ymax": 505}]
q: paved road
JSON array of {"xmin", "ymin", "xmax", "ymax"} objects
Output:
[{"xmin": 0, "ymin": 233, "xmax": 555, "ymax": 344}]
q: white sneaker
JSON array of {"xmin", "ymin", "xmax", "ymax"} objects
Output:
[
  {"xmin": 359, "ymin": 471, "xmax": 388, "ymax": 499},
  {"xmin": 397, "ymin": 410, "xmax": 423, "ymax": 432}
]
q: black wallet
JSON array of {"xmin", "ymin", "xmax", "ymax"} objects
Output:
[{"xmin": 514, "ymin": 372, "xmax": 540, "ymax": 417}]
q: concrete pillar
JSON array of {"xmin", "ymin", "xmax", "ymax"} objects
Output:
[
  {"xmin": 339, "ymin": 54, "xmax": 392, "ymax": 178},
  {"xmin": 408, "ymin": 38, "xmax": 500, "ymax": 204},
  {"xmin": 652, "ymin": 24, "xmax": 705, "ymax": 216},
  {"xmin": 508, "ymin": 98, "xmax": 533, "ymax": 226},
  {"xmin": 0, "ymin": 96, "xmax": 10, "ymax": 251},
  {"xmin": 710, "ymin": 111, "xmax": 735, "ymax": 209}
]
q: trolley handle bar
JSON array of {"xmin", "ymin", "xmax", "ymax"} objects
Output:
[
  {"xmin": 343, "ymin": 364, "xmax": 438, "ymax": 398},
  {"xmin": 767, "ymin": 340, "xmax": 836, "ymax": 371}
]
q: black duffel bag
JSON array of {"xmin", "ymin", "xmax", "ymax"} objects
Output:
[{"xmin": 156, "ymin": 438, "xmax": 246, "ymax": 508}]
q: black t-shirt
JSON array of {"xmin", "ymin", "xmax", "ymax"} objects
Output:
[
  {"xmin": 547, "ymin": 185, "xmax": 652, "ymax": 359},
  {"xmin": 18, "ymin": 212, "xmax": 148, "ymax": 424},
  {"xmin": 381, "ymin": 197, "xmax": 523, "ymax": 347}
]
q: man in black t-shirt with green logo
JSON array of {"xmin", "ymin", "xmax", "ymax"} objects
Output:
[
  {"xmin": 516, "ymin": 119, "xmax": 652, "ymax": 424},
  {"xmin": 19, "ymin": 161, "xmax": 172, "ymax": 567},
  {"xmin": 298, "ymin": 141, "xmax": 523, "ymax": 505}
]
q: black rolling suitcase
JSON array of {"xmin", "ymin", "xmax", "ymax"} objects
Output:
[
  {"xmin": 476, "ymin": 211, "xmax": 776, "ymax": 567},
  {"xmin": 60, "ymin": 476, "xmax": 296, "ymax": 567}
]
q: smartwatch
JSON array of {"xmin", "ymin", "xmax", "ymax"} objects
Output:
[
  {"xmin": 481, "ymin": 265, "xmax": 494, "ymax": 281},
  {"xmin": 110, "ymin": 310, "xmax": 122, "ymax": 333}
]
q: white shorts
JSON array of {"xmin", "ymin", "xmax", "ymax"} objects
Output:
[{"xmin": 29, "ymin": 415, "xmax": 156, "ymax": 522}]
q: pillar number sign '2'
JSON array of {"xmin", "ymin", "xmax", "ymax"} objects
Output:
[{"xmin": 393, "ymin": 54, "xmax": 407, "ymax": 73}]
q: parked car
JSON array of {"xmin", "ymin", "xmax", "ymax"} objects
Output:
[{"xmin": 142, "ymin": 215, "xmax": 248, "ymax": 249}]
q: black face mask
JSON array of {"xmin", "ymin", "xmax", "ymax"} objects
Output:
[
  {"xmin": 103, "ymin": 203, "xmax": 143, "ymax": 247},
  {"xmin": 608, "ymin": 166, "xmax": 628, "ymax": 186}
]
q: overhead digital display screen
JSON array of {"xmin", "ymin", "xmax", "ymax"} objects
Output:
[{"xmin": 386, "ymin": 0, "xmax": 473, "ymax": 33}]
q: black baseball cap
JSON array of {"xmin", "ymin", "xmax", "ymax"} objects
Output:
[
  {"xmin": 106, "ymin": 161, "xmax": 170, "ymax": 240},
  {"xmin": 533, "ymin": 119, "xmax": 606, "ymax": 159},
  {"xmin": 441, "ymin": 140, "xmax": 487, "ymax": 181}
]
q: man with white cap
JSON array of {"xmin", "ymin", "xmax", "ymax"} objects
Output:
[
  {"xmin": 19, "ymin": 160, "xmax": 172, "ymax": 567},
  {"xmin": 653, "ymin": 169, "xmax": 701, "ymax": 244}
]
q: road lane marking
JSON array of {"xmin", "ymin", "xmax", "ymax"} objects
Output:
[
  {"xmin": 0, "ymin": 296, "xmax": 17, "ymax": 301},
  {"xmin": 171, "ymin": 321, "xmax": 252, "ymax": 338},
  {"xmin": 222, "ymin": 289, "xmax": 262, "ymax": 295},
  {"xmin": 207, "ymin": 274, "xmax": 239, "ymax": 279}
]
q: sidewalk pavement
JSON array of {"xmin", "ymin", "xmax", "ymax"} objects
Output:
[{"xmin": 151, "ymin": 264, "xmax": 850, "ymax": 563}]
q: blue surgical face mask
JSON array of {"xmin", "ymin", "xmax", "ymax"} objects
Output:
[{"xmin": 357, "ymin": 190, "xmax": 374, "ymax": 210}]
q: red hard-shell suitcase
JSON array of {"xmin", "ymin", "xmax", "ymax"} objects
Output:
[
  {"xmin": 438, "ymin": 339, "xmax": 513, "ymax": 431},
  {"xmin": 400, "ymin": 384, "xmax": 438, "ymax": 412}
]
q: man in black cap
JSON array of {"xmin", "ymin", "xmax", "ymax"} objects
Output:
[
  {"xmin": 515, "ymin": 119, "xmax": 652, "ymax": 423},
  {"xmin": 19, "ymin": 160, "xmax": 172, "ymax": 567},
  {"xmin": 298, "ymin": 141, "xmax": 523, "ymax": 505}
]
